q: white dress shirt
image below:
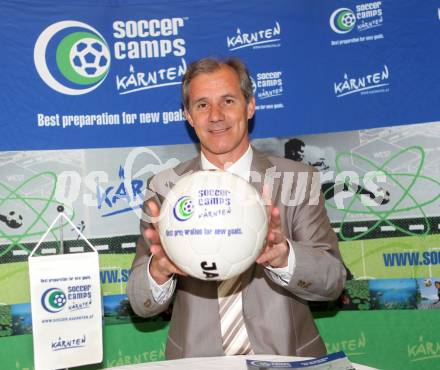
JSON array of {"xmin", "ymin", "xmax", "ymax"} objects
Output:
[{"xmin": 147, "ymin": 145, "xmax": 296, "ymax": 303}]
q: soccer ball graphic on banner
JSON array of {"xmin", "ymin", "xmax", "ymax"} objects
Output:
[
  {"xmin": 158, "ymin": 171, "xmax": 268, "ymax": 280},
  {"xmin": 70, "ymin": 38, "xmax": 110, "ymax": 78},
  {"xmin": 338, "ymin": 10, "xmax": 356, "ymax": 30}
]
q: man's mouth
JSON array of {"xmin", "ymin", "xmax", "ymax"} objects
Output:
[{"xmin": 209, "ymin": 127, "xmax": 230, "ymax": 134}]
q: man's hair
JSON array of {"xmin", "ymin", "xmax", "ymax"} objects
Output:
[{"xmin": 182, "ymin": 57, "xmax": 254, "ymax": 109}]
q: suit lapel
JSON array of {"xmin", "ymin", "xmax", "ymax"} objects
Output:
[
  {"xmin": 176, "ymin": 154, "xmax": 202, "ymax": 177},
  {"xmin": 249, "ymin": 147, "xmax": 281, "ymax": 205}
]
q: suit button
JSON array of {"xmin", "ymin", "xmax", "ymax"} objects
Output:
[{"xmin": 144, "ymin": 299, "xmax": 152, "ymax": 308}]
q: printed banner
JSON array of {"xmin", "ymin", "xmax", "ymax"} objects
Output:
[
  {"xmin": 2, "ymin": 0, "xmax": 440, "ymax": 151},
  {"xmin": 28, "ymin": 215, "xmax": 102, "ymax": 370}
]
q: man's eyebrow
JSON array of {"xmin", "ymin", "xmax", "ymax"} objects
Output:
[
  {"xmin": 191, "ymin": 97, "xmax": 208, "ymax": 106},
  {"xmin": 222, "ymin": 93, "xmax": 239, "ymax": 98},
  {"xmin": 191, "ymin": 93, "xmax": 239, "ymax": 105}
]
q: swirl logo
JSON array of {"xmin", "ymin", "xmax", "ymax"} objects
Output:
[
  {"xmin": 41, "ymin": 288, "xmax": 67, "ymax": 313},
  {"xmin": 34, "ymin": 21, "xmax": 110, "ymax": 95},
  {"xmin": 173, "ymin": 196, "xmax": 194, "ymax": 221},
  {"xmin": 330, "ymin": 8, "xmax": 356, "ymax": 34}
]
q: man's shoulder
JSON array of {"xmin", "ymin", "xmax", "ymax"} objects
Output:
[{"xmin": 148, "ymin": 156, "xmax": 199, "ymax": 194}]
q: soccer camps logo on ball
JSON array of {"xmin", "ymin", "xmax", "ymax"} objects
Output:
[
  {"xmin": 41, "ymin": 288, "xmax": 67, "ymax": 313},
  {"xmin": 173, "ymin": 196, "xmax": 195, "ymax": 221},
  {"xmin": 34, "ymin": 21, "xmax": 111, "ymax": 95}
]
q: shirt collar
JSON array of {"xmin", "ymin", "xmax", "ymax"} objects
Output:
[{"xmin": 200, "ymin": 145, "xmax": 253, "ymax": 181}]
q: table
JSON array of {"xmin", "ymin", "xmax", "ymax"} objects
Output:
[{"xmin": 109, "ymin": 354, "xmax": 378, "ymax": 370}]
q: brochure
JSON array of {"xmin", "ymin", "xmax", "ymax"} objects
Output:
[{"xmin": 246, "ymin": 351, "xmax": 356, "ymax": 370}]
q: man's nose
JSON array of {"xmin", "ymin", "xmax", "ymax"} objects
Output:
[{"xmin": 209, "ymin": 103, "xmax": 224, "ymax": 122}]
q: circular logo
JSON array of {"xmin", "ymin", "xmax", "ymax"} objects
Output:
[
  {"xmin": 34, "ymin": 21, "xmax": 111, "ymax": 95},
  {"xmin": 330, "ymin": 8, "xmax": 356, "ymax": 34},
  {"xmin": 173, "ymin": 196, "xmax": 194, "ymax": 221},
  {"xmin": 41, "ymin": 288, "xmax": 67, "ymax": 313}
]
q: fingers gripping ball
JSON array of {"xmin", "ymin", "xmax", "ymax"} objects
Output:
[{"xmin": 158, "ymin": 171, "xmax": 268, "ymax": 280}]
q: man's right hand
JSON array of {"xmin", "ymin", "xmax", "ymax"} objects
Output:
[{"xmin": 146, "ymin": 200, "xmax": 187, "ymax": 285}]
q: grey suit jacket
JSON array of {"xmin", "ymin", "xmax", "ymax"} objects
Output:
[{"xmin": 127, "ymin": 148, "xmax": 346, "ymax": 359}]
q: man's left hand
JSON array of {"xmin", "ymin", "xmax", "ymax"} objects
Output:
[{"xmin": 256, "ymin": 206, "xmax": 289, "ymax": 268}]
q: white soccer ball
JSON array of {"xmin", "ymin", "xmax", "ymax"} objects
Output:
[
  {"xmin": 158, "ymin": 170, "xmax": 268, "ymax": 280},
  {"xmin": 70, "ymin": 38, "xmax": 110, "ymax": 78}
]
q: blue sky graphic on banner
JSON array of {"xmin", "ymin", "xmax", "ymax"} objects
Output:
[{"xmin": 1, "ymin": 0, "xmax": 440, "ymax": 151}]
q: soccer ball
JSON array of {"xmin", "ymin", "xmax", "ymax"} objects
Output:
[
  {"xmin": 338, "ymin": 10, "xmax": 356, "ymax": 30},
  {"xmin": 5, "ymin": 211, "xmax": 23, "ymax": 229},
  {"xmin": 424, "ymin": 278, "xmax": 432, "ymax": 288},
  {"xmin": 70, "ymin": 38, "xmax": 110, "ymax": 78},
  {"xmin": 46, "ymin": 289, "xmax": 67, "ymax": 311},
  {"xmin": 52, "ymin": 293, "xmax": 66, "ymax": 308},
  {"xmin": 158, "ymin": 171, "xmax": 268, "ymax": 280}
]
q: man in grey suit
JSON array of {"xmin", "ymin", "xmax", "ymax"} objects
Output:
[{"xmin": 127, "ymin": 57, "xmax": 346, "ymax": 359}]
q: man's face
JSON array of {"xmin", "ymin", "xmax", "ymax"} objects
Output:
[{"xmin": 184, "ymin": 65, "xmax": 255, "ymax": 164}]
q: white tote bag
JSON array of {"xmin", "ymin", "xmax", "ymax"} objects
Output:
[{"xmin": 28, "ymin": 213, "xmax": 103, "ymax": 370}]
